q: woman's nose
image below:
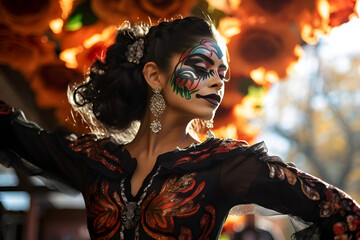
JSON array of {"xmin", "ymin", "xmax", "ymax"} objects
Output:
[{"xmin": 207, "ymin": 70, "xmax": 224, "ymax": 89}]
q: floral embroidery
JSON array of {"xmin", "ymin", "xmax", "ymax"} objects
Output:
[
  {"xmin": 266, "ymin": 162, "xmax": 320, "ymax": 201},
  {"xmin": 173, "ymin": 139, "xmax": 247, "ymax": 168},
  {"xmin": 199, "ymin": 205, "xmax": 216, "ymax": 240},
  {"xmin": 266, "ymin": 161, "xmax": 360, "ymax": 238},
  {"xmin": 347, "ymin": 215, "xmax": 360, "ymax": 232},
  {"xmin": 319, "ymin": 188, "xmax": 360, "ymax": 238},
  {"xmin": 141, "ymin": 173, "xmax": 205, "ymax": 239},
  {"xmin": 85, "ymin": 179, "xmax": 123, "ymax": 239},
  {"xmin": 67, "ymin": 135, "xmax": 123, "ymax": 174},
  {"xmin": 333, "ymin": 222, "xmax": 347, "ymax": 235},
  {"xmin": 179, "ymin": 226, "xmax": 193, "ymax": 240}
]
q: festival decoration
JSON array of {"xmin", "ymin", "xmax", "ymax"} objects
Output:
[
  {"xmin": 0, "ymin": 0, "xmax": 358, "ymax": 139},
  {"xmin": 0, "ymin": 0, "xmax": 62, "ymax": 35}
]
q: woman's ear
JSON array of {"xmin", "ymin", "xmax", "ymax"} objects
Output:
[{"xmin": 142, "ymin": 62, "xmax": 163, "ymax": 90}]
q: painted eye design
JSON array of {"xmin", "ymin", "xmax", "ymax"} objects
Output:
[
  {"xmin": 193, "ymin": 66, "xmax": 213, "ymax": 80},
  {"xmin": 218, "ymin": 70, "xmax": 230, "ymax": 82}
]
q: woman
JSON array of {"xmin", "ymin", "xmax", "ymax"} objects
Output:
[{"xmin": 0, "ymin": 16, "xmax": 359, "ymax": 239}]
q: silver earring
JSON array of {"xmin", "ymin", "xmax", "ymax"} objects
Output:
[
  {"xmin": 149, "ymin": 88, "xmax": 165, "ymax": 134},
  {"xmin": 205, "ymin": 119, "xmax": 215, "ymax": 139}
]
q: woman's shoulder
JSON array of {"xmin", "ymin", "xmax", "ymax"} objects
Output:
[
  {"xmin": 63, "ymin": 133, "xmax": 136, "ymax": 179},
  {"xmin": 160, "ymin": 137, "xmax": 263, "ymax": 172}
]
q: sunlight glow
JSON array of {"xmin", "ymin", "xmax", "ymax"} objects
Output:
[
  {"xmin": 83, "ymin": 26, "xmax": 116, "ymax": 49},
  {"xmin": 317, "ymin": 0, "xmax": 330, "ymax": 19},
  {"xmin": 60, "ymin": 47, "xmax": 80, "ymax": 68},
  {"xmin": 83, "ymin": 34, "xmax": 102, "ymax": 49},
  {"xmin": 59, "ymin": 0, "xmax": 74, "ymax": 19},
  {"xmin": 250, "ymin": 67, "xmax": 279, "ymax": 85},
  {"xmin": 218, "ymin": 17, "xmax": 242, "ymax": 43},
  {"xmin": 49, "ymin": 18, "xmax": 64, "ymax": 34}
]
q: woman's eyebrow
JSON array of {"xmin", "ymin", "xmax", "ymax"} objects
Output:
[
  {"xmin": 219, "ymin": 64, "xmax": 228, "ymax": 70},
  {"xmin": 188, "ymin": 53, "xmax": 214, "ymax": 65}
]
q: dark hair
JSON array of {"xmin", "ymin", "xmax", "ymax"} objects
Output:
[{"xmin": 72, "ymin": 16, "xmax": 220, "ymax": 138}]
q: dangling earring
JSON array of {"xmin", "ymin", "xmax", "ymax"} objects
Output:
[
  {"xmin": 205, "ymin": 119, "xmax": 215, "ymax": 139},
  {"xmin": 149, "ymin": 88, "xmax": 165, "ymax": 134}
]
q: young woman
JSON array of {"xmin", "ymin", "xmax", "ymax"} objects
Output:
[{"xmin": 0, "ymin": 16, "xmax": 359, "ymax": 240}]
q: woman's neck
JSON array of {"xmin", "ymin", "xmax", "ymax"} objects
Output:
[{"xmin": 124, "ymin": 108, "xmax": 199, "ymax": 163}]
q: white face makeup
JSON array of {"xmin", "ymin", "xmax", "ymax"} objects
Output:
[
  {"xmin": 162, "ymin": 38, "xmax": 229, "ymax": 121},
  {"xmin": 169, "ymin": 39, "xmax": 229, "ymax": 100}
]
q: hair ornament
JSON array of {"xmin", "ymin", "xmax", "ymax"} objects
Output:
[
  {"xmin": 125, "ymin": 38, "xmax": 144, "ymax": 64},
  {"xmin": 124, "ymin": 24, "xmax": 148, "ymax": 64}
]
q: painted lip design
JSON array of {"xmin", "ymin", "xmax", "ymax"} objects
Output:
[{"xmin": 196, "ymin": 93, "xmax": 221, "ymax": 106}]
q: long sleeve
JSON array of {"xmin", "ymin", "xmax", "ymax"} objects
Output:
[
  {"xmin": 220, "ymin": 142, "xmax": 360, "ymax": 240},
  {"xmin": 0, "ymin": 102, "xmax": 88, "ymax": 192}
]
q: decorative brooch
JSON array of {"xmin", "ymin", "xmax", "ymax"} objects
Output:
[{"xmin": 125, "ymin": 38, "xmax": 144, "ymax": 64}]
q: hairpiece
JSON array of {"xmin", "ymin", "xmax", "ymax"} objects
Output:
[{"xmin": 125, "ymin": 38, "xmax": 144, "ymax": 64}]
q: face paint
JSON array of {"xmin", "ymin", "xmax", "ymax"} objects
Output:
[{"xmin": 170, "ymin": 39, "xmax": 225, "ymax": 100}]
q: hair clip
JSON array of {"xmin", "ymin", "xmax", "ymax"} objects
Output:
[{"xmin": 125, "ymin": 38, "xmax": 144, "ymax": 64}]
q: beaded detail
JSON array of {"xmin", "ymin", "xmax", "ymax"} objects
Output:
[
  {"xmin": 125, "ymin": 38, "xmax": 144, "ymax": 64},
  {"xmin": 119, "ymin": 165, "xmax": 161, "ymax": 239}
]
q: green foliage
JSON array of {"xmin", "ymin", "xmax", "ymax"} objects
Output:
[{"xmin": 65, "ymin": 0, "xmax": 98, "ymax": 31}]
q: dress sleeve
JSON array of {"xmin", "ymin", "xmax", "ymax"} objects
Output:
[
  {"xmin": 0, "ymin": 102, "xmax": 87, "ymax": 192},
  {"xmin": 220, "ymin": 142, "xmax": 360, "ymax": 240}
]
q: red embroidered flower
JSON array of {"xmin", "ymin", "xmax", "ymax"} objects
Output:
[
  {"xmin": 85, "ymin": 179, "xmax": 121, "ymax": 239},
  {"xmin": 141, "ymin": 173, "xmax": 205, "ymax": 239},
  {"xmin": 333, "ymin": 222, "xmax": 347, "ymax": 235},
  {"xmin": 347, "ymin": 215, "xmax": 360, "ymax": 232},
  {"xmin": 320, "ymin": 188, "xmax": 341, "ymax": 217},
  {"xmin": 68, "ymin": 135, "xmax": 124, "ymax": 175},
  {"xmin": 199, "ymin": 205, "xmax": 216, "ymax": 240},
  {"xmin": 179, "ymin": 226, "xmax": 193, "ymax": 240},
  {"xmin": 173, "ymin": 139, "xmax": 247, "ymax": 168}
]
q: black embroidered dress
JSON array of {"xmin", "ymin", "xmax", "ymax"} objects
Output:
[{"xmin": 1, "ymin": 104, "xmax": 360, "ymax": 240}]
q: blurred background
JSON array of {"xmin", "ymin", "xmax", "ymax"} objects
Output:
[{"xmin": 0, "ymin": 0, "xmax": 360, "ymax": 239}]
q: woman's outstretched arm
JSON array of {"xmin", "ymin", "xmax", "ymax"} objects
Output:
[
  {"xmin": 0, "ymin": 101, "xmax": 87, "ymax": 192},
  {"xmin": 220, "ymin": 141, "xmax": 360, "ymax": 240}
]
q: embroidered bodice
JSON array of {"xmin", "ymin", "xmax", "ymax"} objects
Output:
[{"xmin": 1, "ymin": 105, "xmax": 360, "ymax": 239}]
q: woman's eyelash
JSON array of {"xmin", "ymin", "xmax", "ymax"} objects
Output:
[
  {"xmin": 218, "ymin": 72, "xmax": 230, "ymax": 82},
  {"xmin": 193, "ymin": 66, "xmax": 229, "ymax": 82},
  {"xmin": 194, "ymin": 66, "xmax": 212, "ymax": 80}
]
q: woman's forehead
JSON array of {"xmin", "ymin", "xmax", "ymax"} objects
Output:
[{"xmin": 183, "ymin": 39, "xmax": 228, "ymax": 63}]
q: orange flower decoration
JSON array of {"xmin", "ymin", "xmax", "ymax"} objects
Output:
[
  {"xmin": 298, "ymin": 0, "xmax": 358, "ymax": 44},
  {"xmin": 217, "ymin": 16, "xmax": 242, "ymax": 44},
  {"xmin": 226, "ymin": 21, "xmax": 299, "ymax": 81},
  {"xmin": 76, "ymin": 26, "xmax": 117, "ymax": 72},
  {"xmin": 91, "ymin": 0, "xmax": 129, "ymax": 26},
  {"xmin": 328, "ymin": 0, "xmax": 358, "ymax": 27},
  {"xmin": 76, "ymin": 41, "xmax": 109, "ymax": 72},
  {"xmin": 91, "ymin": 0, "xmax": 198, "ymax": 25},
  {"xmin": 30, "ymin": 62, "xmax": 83, "ymax": 128},
  {"xmin": 31, "ymin": 62, "xmax": 81, "ymax": 108},
  {"xmin": 60, "ymin": 23, "xmax": 107, "ymax": 50},
  {"xmin": 213, "ymin": 105, "xmax": 260, "ymax": 144},
  {"xmin": 0, "ymin": 0, "xmax": 61, "ymax": 35},
  {"xmin": 133, "ymin": 0, "xmax": 199, "ymax": 22},
  {"xmin": 0, "ymin": 25, "xmax": 56, "ymax": 77},
  {"xmin": 237, "ymin": 0, "xmax": 315, "ymax": 22},
  {"xmin": 59, "ymin": 24, "xmax": 116, "ymax": 72},
  {"xmin": 206, "ymin": 0, "xmax": 241, "ymax": 14}
]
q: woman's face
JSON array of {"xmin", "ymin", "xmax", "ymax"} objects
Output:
[{"xmin": 162, "ymin": 38, "xmax": 229, "ymax": 121}]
